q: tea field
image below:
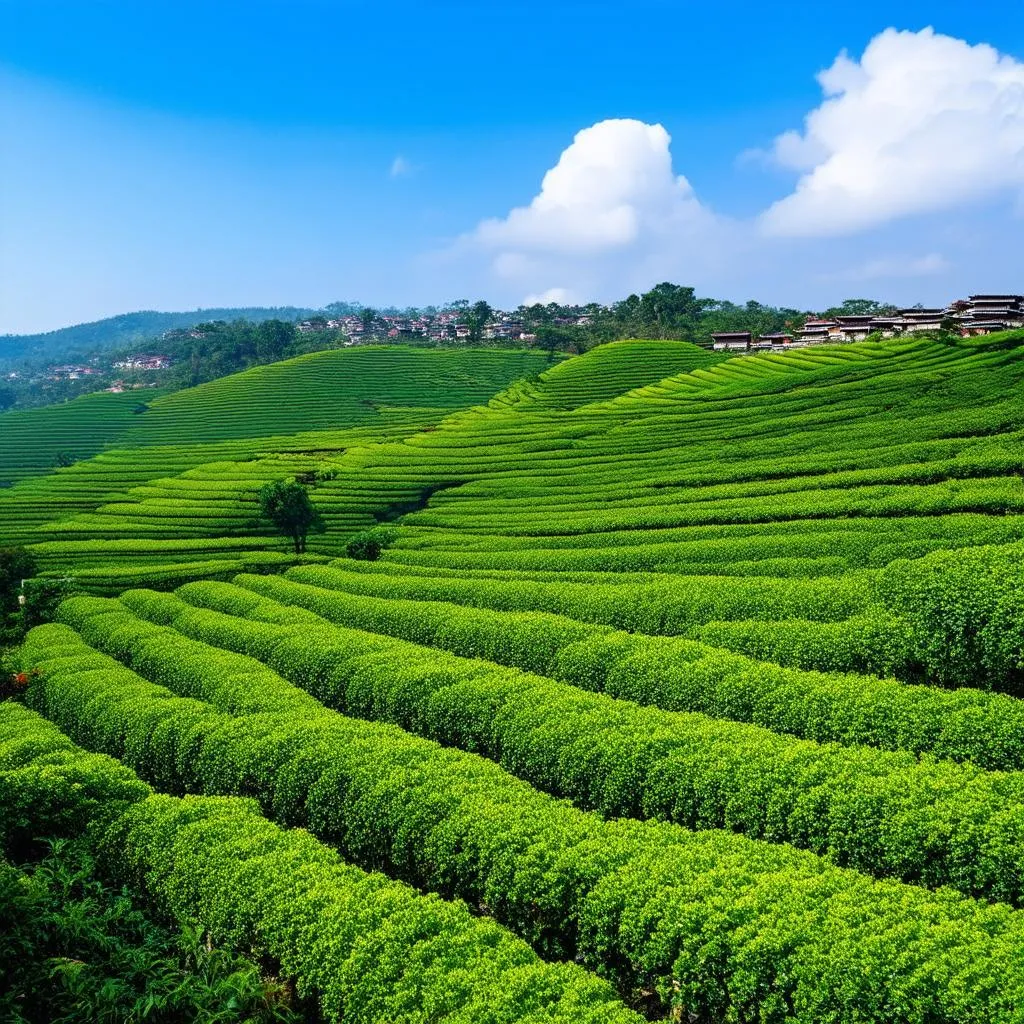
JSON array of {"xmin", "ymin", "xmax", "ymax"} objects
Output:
[{"xmin": 6, "ymin": 333, "xmax": 1024, "ymax": 1022}]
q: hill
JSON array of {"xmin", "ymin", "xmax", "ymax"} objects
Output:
[
  {"xmin": 0, "ymin": 305, "xmax": 316, "ymax": 364},
  {"xmin": 10, "ymin": 332, "xmax": 1024, "ymax": 1021},
  {"xmin": 0, "ymin": 344, "xmax": 564, "ymax": 580},
  {"xmin": 0, "ymin": 387, "xmax": 173, "ymax": 486}
]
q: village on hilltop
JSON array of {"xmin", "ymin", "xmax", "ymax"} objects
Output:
[
  {"xmin": 710, "ymin": 295, "xmax": 1024, "ymax": 352},
  {"xmin": 29, "ymin": 293, "xmax": 1024, "ymax": 387},
  {"xmin": 292, "ymin": 308, "xmax": 552, "ymax": 343}
]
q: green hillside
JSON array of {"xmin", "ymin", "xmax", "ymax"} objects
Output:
[
  {"xmin": 0, "ymin": 305, "xmax": 314, "ymax": 363},
  {"xmin": 0, "ymin": 345, "xmax": 558, "ymax": 583},
  {"xmin": 121, "ymin": 345, "xmax": 557, "ymax": 444},
  {"xmin": 0, "ymin": 388, "xmax": 171, "ymax": 485},
  {"xmin": 11, "ymin": 332, "xmax": 1024, "ymax": 1022},
  {"xmin": 512, "ymin": 338, "xmax": 724, "ymax": 408}
]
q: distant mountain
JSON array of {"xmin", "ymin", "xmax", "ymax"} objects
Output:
[{"xmin": 0, "ymin": 307, "xmax": 318, "ymax": 365}]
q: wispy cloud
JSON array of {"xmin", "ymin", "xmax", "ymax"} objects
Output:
[
  {"xmin": 818, "ymin": 253, "xmax": 952, "ymax": 283},
  {"xmin": 389, "ymin": 155, "xmax": 413, "ymax": 179}
]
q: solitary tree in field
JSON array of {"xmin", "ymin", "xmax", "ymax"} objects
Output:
[{"xmin": 257, "ymin": 480, "xmax": 325, "ymax": 554}]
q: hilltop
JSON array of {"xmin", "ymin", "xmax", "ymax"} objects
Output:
[{"xmin": 0, "ymin": 305, "xmax": 317, "ymax": 365}]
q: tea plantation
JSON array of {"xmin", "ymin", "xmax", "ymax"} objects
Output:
[{"xmin": 7, "ymin": 333, "xmax": 1024, "ymax": 1021}]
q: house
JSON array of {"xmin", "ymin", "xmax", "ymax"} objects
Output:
[
  {"xmin": 896, "ymin": 309, "xmax": 944, "ymax": 333},
  {"xmin": 112, "ymin": 354, "xmax": 172, "ymax": 371},
  {"xmin": 834, "ymin": 315, "xmax": 876, "ymax": 342},
  {"xmin": 952, "ymin": 295, "xmax": 1024, "ymax": 335},
  {"xmin": 49, "ymin": 364, "xmax": 98, "ymax": 380},
  {"xmin": 796, "ymin": 319, "xmax": 836, "ymax": 344},
  {"xmin": 867, "ymin": 316, "xmax": 904, "ymax": 337},
  {"xmin": 711, "ymin": 331, "xmax": 752, "ymax": 352}
]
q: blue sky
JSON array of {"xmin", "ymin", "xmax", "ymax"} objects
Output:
[{"xmin": 2, "ymin": 0, "xmax": 1024, "ymax": 334}]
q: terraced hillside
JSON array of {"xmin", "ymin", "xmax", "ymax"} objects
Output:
[
  {"xmin": 0, "ymin": 345, "xmax": 570, "ymax": 587},
  {"xmin": 0, "ymin": 387, "xmax": 172, "ymax": 485},
  {"xmin": 10, "ymin": 331, "xmax": 1024, "ymax": 1021}
]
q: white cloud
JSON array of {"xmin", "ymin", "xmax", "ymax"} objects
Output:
[
  {"xmin": 443, "ymin": 33, "xmax": 1024, "ymax": 310},
  {"xmin": 457, "ymin": 118, "xmax": 731, "ymax": 304},
  {"xmin": 473, "ymin": 119, "xmax": 713, "ymax": 256},
  {"xmin": 523, "ymin": 287, "xmax": 578, "ymax": 307},
  {"xmin": 761, "ymin": 28, "xmax": 1024, "ymax": 237},
  {"xmin": 389, "ymin": 155, "xmax": 412, "ymax": 178}
]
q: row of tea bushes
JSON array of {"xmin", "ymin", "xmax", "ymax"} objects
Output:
[
  {"xmin": 65, "ymin": 587, "xmax": 1024, "ymax": 905},
  {"xmin": 20, "ymin": 620, "xmax": 1024, "ymax": 1024},
  {"xmin": 0, "ymin": 701, "xmax": 638, "ymax": 1024},
  {"xmin": 234, "ymin": 572, "xmax": 1024, "ymax": 771}
]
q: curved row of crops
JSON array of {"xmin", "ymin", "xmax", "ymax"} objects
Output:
[
  {"xmin": 0, "ymin": 702, "xmax": 639, "ymax": 1023},
  {"xmin": 11, "ymin": 332, "xmax": 1024, "ymax": 1022},
  {"xmin": 47, "ymin": 585, "xmax": 1024, "ymax": 904},
  {"xmin": 16, "ymin": 618, "xmax": 1024, "ymax": 1024}
]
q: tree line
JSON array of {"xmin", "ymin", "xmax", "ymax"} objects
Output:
[{"xmin": 0, "ymin": 287, "xmax": 901, "ymax": 412}]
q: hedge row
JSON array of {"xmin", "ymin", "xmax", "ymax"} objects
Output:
[
  {"xmin": 402, "ymin": 474, "xmax": 1024, "ymax": 536},
  {"xmin": 0, "ymin": 701, "xmax": 636, "ymax": 1024},
  {"xmin": 64, "ymin": 588, "xmax": 1024, "ymax": 907},
  {"xmin": 286, "ymin": 562, "xmax": 869, "ymax": 630},
  {"xmin": 45, "ymin": 552, "xmax": 328, "ymax": 597},
  {"xmin": 0, "ymin": 701, "xmax": 150, "ymax": 851},
  {"xmin": 20, "ymin": 622, "xmax": 1024, "ymax": 1024},
  {"xmin": 875, "ymin": 541, "xmax": 1024, "ymax": 694},
  {"xmin": 231, "ymin": 573, "xmax": 1024, "ymax": 772}
]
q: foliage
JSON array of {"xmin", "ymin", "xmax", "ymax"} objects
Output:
[
  {"xmin": 0, "ymin": 548, "xmax": 36, "ymax": 646},
  {"xmin": 344, "ymin": 526, "xmax": 398, "ymax": 561},
  {"xmin": 20, "ymin": 577, "xmax": 82, "ymax": 631},
  {"xmin": 14, "ymin": 329, "xmax": 1024, "ymax": 1024},
  {"xmin": 20, "ymin": 619, "xmax": 1024, "ymax": 1024},
  {"xmin": 875, "ymin": 541, "xmax": 1024, "ymax": 692},
  {"xmin": 821, "ymin": 297, "xmax": 898, "ymax": 318},
  {"xmin": 0, "ymin": 307, "xmax": 316, "ymax": 365},
  {"xmin": 0, "ymin": 703, "xmax": 640, "ymax": 1024},
  {"xmin": 257, "ymin": 481, "xmax": 325, "ymax": 554},
  {"xmin": 0, "ymin": 841, "xmax": 300, "ymax": 1024},
  {"xmin": 267, "ymin": 562, "xmax": 1024, "ymax": 771},
  {"xmin": 104, "ymin": 576, "xmax": 1024, "ymax": 904},
  {"xmin": 161, "ymin": 318, "xmax": 327, "ymax": 388}
]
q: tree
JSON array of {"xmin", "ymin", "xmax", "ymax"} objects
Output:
[
  {"xmin": 613, "ymin": 282, "xmax": 708, "ymax": 340},
  {"xmin": 257, "ymin": 481, "xmax": 325, "ymax": 554},
  {"xmin": 535, "ymin": 325, "xmax": 575, "ymax": 361},
  {"xmin": 20, "ymin": 577, "xmax": 80, "ymax": 631},
  {"xmin": 0, "ymin": 547, "xmax": 37, "ymax": 642},
  {"xmin": 467, "ymin": 300, "xmax": 493, "ymax": 343},
  {"xmin": 255, "ymin": 319, "xmax": 296, "ymax": 362},
  {"xmin": 822, "ymin": 298, "xmax": 896, "ymax": 318},
  {"xmin": 344, "ymin": 525, "xmax": 398, "ymax": 561},
  {"xmin": 359, "ymin": 307, "xmax": 377, "ymax": 334},
  {"xmin": 0, "ymin": 547, "xmax": 35, "ymax": 609}
]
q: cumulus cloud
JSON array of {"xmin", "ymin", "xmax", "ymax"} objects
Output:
[
  {"xmin": 761, "ymin": 28, "xmax": 1024, "ymax": 236},
  {"xmin": 473, "ymin": 119, "xmax": 713, "ymax": 256},
  {"xmin": 446, "ymin": 33, "xmax": 1024, "ymax": 308},
  {"xmin": 460, "ymin": 118, "xmax": 731, "ymax": 303}
]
